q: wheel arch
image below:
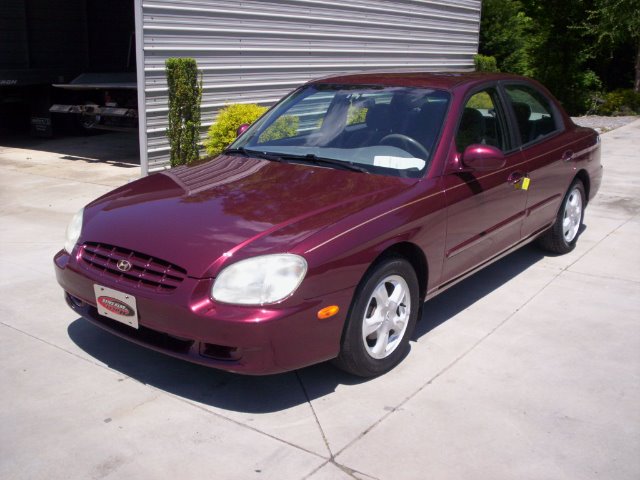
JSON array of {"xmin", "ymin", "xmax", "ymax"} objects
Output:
[
  {"xmin": 333, "ymin": 241, "xmax": 426, "ymax": 376},
  {"xmin": 371, "ymin": 241, "xmax": 429, "ymax": 303},
  {"xmin": 574, "ymin": 169, "xmax": 591, "ymax": 204}
]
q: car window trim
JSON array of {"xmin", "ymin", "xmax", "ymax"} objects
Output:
[
  {"xmin": 418, "ymin": 93, "xmax": 453, "ymax": 179},
  {"xmin": 499, "ymin": 80, "xmax": 565, "ymax": 151},
  {"xmin": 494, "ymin": 81, "xmax": 521, "ymax": 151},
  {"xmin": 454, "ymin": 82, "xmax": 519, "ymax": 156}
]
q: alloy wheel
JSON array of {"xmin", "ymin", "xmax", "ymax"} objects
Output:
[
  {"xmin": 361, "ymin": 274, "xmax": 411, "ymax": 360},
  {"xmin": 563, "ymin": 187, "xmax": 583, "ymax": 243}
]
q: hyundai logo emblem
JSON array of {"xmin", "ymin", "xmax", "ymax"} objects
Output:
[{"xmin": 116, "ymin": 259, "xmax": 132, "ymax": 272}]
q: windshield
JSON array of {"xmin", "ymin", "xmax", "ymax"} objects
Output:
[{"xmin": 229, "ymin": 84, "xmax": 450, "ymax": 177}]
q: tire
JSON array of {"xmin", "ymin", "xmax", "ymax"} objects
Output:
[
  {"xmin": 537, "ymin": 179, "xmax": 586, "ymax": 254},
  {"xmin": 334, "ymin": 256, "xmax": 419, "ymax": 377}
]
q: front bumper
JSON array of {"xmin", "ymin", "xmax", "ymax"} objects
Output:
[{"xmin": 54, "ymin": 250, "xmax": 350, "ymax": 374}]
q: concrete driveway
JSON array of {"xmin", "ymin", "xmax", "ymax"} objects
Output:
[{"xmin": 1, "ymin": 124, "xmax": 638, "ymax": 480}]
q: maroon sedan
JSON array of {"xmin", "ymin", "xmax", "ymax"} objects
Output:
[{"xmin": 54, "ymin": 72, "xmax": 602, "ymax": 377}]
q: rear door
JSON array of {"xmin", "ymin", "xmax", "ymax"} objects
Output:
[
  {"xmin": 441, "ymin": 86, "xmax": 528, "ymax": 283},
  {"xmin": 501, "ymin": 82, "xmax": 575, "ymax": 239}
]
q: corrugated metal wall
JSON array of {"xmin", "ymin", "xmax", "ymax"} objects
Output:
[{"xmin": 137, "ymin": 0, "xmax": 481, "ymax": 172}]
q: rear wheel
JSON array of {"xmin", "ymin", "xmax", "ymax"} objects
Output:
[
  {"xmin": 75, "ymin": 102, "xmax": 101, "ymax": 134},
  {"xmin": 334, "ymin": 256, "xmax": 419, "ymax": 377},
  {"xmin": 537, "ymin": 179, "xmax": 585, "ymax": 254}
]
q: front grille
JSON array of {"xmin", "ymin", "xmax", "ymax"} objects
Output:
[{"xmin": 80, "ymin": 242, "xmax": 187, "ymax": 292}]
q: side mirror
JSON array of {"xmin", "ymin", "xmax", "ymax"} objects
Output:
[
  {"xmin": 461, "ymin": 144, "xmax": 505, "ymax": 171},
  {"xmin": 236, "ymin": 123, "xmax": 250, "ymax": 137}
]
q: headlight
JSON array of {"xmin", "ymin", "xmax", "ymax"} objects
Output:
[
  {"xmin": 211, "ymin": 254, "xmax": 307, "ymax": 305},
  {"xmin": 64, "ymin": 208, "xmax": 84, "ymax": 254}
]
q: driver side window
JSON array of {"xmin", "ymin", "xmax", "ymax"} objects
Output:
[{"xmin": 455, "ymin": 89, "xmax": 506, "ymax": 153}]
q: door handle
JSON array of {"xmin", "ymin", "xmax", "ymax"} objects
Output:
[
  {"xmin": 507, "ymin": 171, "xmax": 525, "ymax": 184},
  {"xmin": 562, "ymin": 150, "xmax": 574, "ymax": 162}
]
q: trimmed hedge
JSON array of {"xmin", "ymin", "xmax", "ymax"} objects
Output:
[
  {"xmin": 165, "ymin": 57, "xmax": 202, "ymax": 167},
  {"xmin": 474, "ymin": 54, "xmax": 499, "ymax": 73}
]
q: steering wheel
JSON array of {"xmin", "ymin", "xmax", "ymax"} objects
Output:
[{"xmin": 379, "ymin": 134, "xmax": 429, "ymax": 160}]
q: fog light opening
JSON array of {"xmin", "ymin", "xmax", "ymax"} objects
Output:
[
  {"xmin": 68, "ymin": 294, "xmax": 86, "ymax": 308},
  {"xmin": 200, "ymin": 343, "xmax": 241, "ymax": 361}
]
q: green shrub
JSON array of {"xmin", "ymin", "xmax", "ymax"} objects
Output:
[
  {"xmin": 347, "ymin": 105, "xmax": 368, "ymax": 125},
  {"xmin": 258, "ymin": 115, "xmax": 299, "ymax": 142},
  {"xmin": 596, "ymin": 89, "xmax": 640, "ymax": 115},
  {"xmin": 165, "ymin": 58, "xmax": 202, "ymax": 167},
  {"xmin": 466, "ymin": 91, "xmax": 494, "ymax": 109},
  {"xmin": 474, "ymin": 54, "xmax": 499, "ymax": 73},
  {"xmin": 575, "ymin": 70, "xmax": 604, "ymax": 115},
  {"xmin": 205, "ymin": 104, "xmax": 267, "ymax": 156}
]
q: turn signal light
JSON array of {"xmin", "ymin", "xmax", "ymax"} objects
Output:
[{"xmin": 317, "ymin": 305, "xmax": 340, "ymax": 320}]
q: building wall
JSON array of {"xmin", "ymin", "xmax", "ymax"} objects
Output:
[{"xmin": 138, "ymin": 0, "xmax": 481, "ymax": 172}]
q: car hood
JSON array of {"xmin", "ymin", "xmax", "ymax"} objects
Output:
[{"xmin": 81, "ymin": 155, "xmax": 415, "ymax": 278}]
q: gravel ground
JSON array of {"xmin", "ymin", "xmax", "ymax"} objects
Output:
[{"xmin": 571, "ymin": 115, "xmax": 638, "ymax": 133}]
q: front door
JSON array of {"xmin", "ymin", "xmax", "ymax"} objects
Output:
[{"xmin": 441, "ymin": 87, "xmax": 529, "ymax": 283}]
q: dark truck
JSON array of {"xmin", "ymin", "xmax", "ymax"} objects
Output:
[
  {"xmin": 50, "ymin": 72, "xmax": 138, "ymax": 132},
  {"xmin": 0, "ymin": 0, "xmax": 136, "ymax": 136}
]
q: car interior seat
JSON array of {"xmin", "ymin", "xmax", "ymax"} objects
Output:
[
  {"xmin": 456, "ymin": 108, "xmax": 486, "ymax": 152},
  {"xmin": 530, "ymin": 115, "xmax": 556, "ymax": 140},
  {"xmin": 335, "ymin": 103, "xmax": 392, "ymax": 148},
  {"xmin": 409, "ymin": 101, "xmax": 448, "ymax": 153}
]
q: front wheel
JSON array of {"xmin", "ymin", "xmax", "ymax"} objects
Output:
[
  {"xmin": 334, "ymin": 256, "xmax": 419, "ymax": 377},
  {"xmin": 537, "ymin": 179, "xmax": 585, "ymax": 254}
]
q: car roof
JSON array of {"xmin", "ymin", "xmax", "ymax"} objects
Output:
[{"xmin": 307, "ymin": 71, "xmax": 526, "ymax": 91}]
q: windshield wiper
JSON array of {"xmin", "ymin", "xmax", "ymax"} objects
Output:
[
  {"xmin": 276, "ymin": 153, "xmax": 370, "ymax": 174},
  {"xmin": 224, "ymin": 149, "xmax": 369, "ymax": 173},
  {"xmin": 223, "ymin": 148, "xmax": 284, "ymax": 162}
]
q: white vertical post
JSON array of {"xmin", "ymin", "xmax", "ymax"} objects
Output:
[{"xmin": 133, "ymin": 0, "xmax": 148, "ymax": 176}]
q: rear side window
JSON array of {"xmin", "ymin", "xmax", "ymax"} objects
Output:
[{"xmin": 504, "ymin": 84, "xmax": 558, "ymax": 145}]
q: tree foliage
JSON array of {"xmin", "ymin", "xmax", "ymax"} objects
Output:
[
  {"xmin": 479, "ymin": 0, "xmax": 533, "ymax": 75},
  {"xmin": 479, "ymin": 0, "xmax": 639, "ymax": 113},
  {"xmin": 165, "ymin": 58, "xmax": 202, "ymax": 167},
  {"xmin": 525, "ymin": 1, "xmax": 602, "ymax": 113},
  {"xmin": 586, "ymin": 0, "xmax": 640, "ymax": 48},
  {"xmin": 585, "ymin": 0, "xmax": 640, "ymax": 91}
]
